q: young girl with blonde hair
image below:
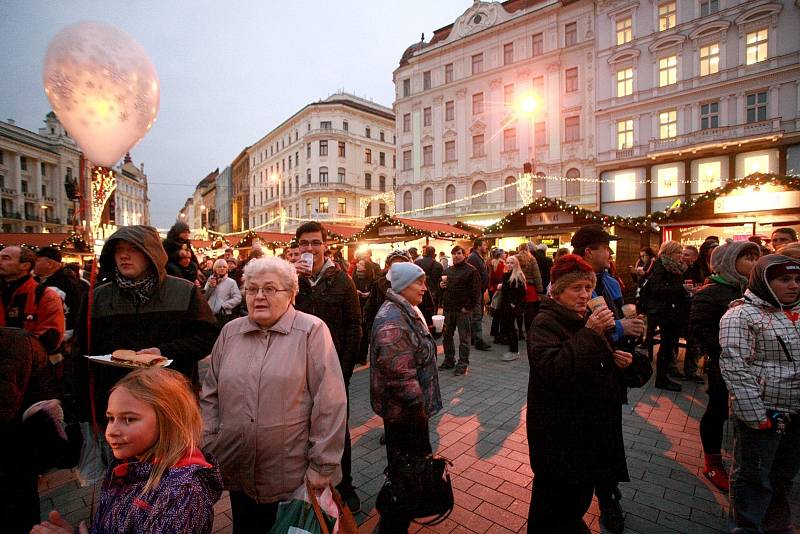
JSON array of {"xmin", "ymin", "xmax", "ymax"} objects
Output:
[{"xmin": 33, "ymin": 368, "xmax": 222, "ymax": 534}]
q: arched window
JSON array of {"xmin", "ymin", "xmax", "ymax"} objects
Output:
[
  {"xmin": 533, "ymin": 172, "xmax": 546, "ymax": 198},
  {"xmin": 446, "ymin": 184, "xmax": 456, "ymax": 203},
  {"xmin": 403, "ymin": 190, "xmax": 412, "ymax": 212},
  {"xmin": 424, "ymin": 187, "xmax": 433, "ymax": 208},
  {"xmin": 471, "ymin": 180, "xmax": 487, "ymax": 206},
  {"xmin": 565, "ymin": 168, "xmax": 581, "ymax": 197},
  {"xmin": 504, "ymin": 175, "xmax": 517, "ymax": 204},
  {"xmin": 379, "ymin": 175, "xmax": 386, "ymax": 192},
  {"xmin": 365, "ymin": 201, "xmax": 372, "ymax": 217}
]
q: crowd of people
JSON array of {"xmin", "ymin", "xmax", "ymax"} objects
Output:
[{"xmin": 0, "ymin": 219, "xmax": 798, "ymax": 533}]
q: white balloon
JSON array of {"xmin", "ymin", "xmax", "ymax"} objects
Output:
[{"xmin": 43, "ymin": 21, "xmax": 160, "ymax": 167}]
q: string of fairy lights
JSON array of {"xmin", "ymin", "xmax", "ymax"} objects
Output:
[{"xmin": 0, "ymin": 231, "xmax": 92, "ymax": 254}]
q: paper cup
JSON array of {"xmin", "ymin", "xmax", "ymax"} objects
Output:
[
  {"xmin": 622, "ymin": 304, "xmax": 637, "ymax": 318},
  {"xmin": 587, "ymin": 296, "xmax": 607, "ymax": 313},
  {"xmin": 432, "ymin": 314, "xmax": 445, "ymax": 332}
]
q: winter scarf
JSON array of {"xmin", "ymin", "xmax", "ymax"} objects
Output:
[
  {"xmin": 115, "ymin": 271, "xmax": 158, "ymax": 305},
  {"xmin": 659, "ymin": 254, "xmax": 687, "ymax": 276}
]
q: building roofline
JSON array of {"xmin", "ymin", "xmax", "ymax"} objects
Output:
[
  {"xmin": 250, "ymin": 94, "xmax": 394, "ymax": 149},
  {"xmin": 0, "ymin": 120, "xmax": 79, "ymax": 155}
]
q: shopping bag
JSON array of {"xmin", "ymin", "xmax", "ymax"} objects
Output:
[
  {"xmin": 73, "ymin": 422, "xmax": 107, "ymax": 486},
  {"xmin": 269, "ymin": 481, "xmax": 337, "ymax": 534},
  {"xmin": 327, "ymin": 484, "xmax": 358, "ymax": 534}
]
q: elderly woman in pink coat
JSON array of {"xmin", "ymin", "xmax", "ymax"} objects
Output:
[{"xmin": 200, "ymin": 256, "xmax": 347, "ymax": 533}]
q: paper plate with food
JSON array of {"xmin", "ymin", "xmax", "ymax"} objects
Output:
[{"xmin": 85, "ymin": 350, "xmax": 172, "ymax": 369}]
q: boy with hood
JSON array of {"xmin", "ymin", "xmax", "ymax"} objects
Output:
[
  {"xmin": 720, "ymin": 254, "xmax": 800, "ymax": 533},
  {"xmin": 689, "ymin": 240, "xmax": 760, "ymax": 492},
  {"xmin": 77, "ymin": 225, "xmax": 219, "ymax": 419}
]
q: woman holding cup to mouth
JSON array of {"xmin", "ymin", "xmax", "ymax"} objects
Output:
[{"xmin": 526, "ymin": 254, "xmax": 633, "ymax": 534}]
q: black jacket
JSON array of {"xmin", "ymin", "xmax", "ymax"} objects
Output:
[
  {"xmin": 415, "ymin": 256, "xmax": 443, "ymax": 300},
  {"xmin": 467, "ymin": 251, "xmax": 489, "ymax": 292},
  {"xmin": 295, "ymin": 263, "xmax": 362, "ymax": 385},
  {"xmin": 642, "ymin": 259, "xmax": 689, "ymax": 322},
  {"xmin": 689, "ymin": 277, "xmax": 742, "ymax": 364},
  {"xmin": 533, "ymin": 251, "xmax": 553, "ymax": 291},
  {"xmin": 527, "ymin": 299, "xmax": 629, "ymax": 483},
  {"xmin": 442, "ymin": 262, "xmax": 479, "ymax": 312},
  {"xmin": 498, "ymin": 272, "xmax": 525, "ymax": 316}
]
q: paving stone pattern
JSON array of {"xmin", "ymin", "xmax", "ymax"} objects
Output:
[{"xmin": 39, "ymin": 320, "xmax": 800, "ymax": 533}]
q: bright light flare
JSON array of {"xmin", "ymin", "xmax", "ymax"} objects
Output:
[{"xmin": 518, "ymin": 93, "xmax": 539, "ymax": 115}]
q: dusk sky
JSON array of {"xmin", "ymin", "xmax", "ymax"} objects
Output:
[{"xmin": 1, "ymin": 0, "xmax": 469, "ymax": 228}]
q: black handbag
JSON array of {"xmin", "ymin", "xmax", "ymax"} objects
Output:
[
  {"xmin": 375, "ymin": 454, "xmax": 454, "ymax": 525},
  {"xmin": 622, "ymin": 350, "xmax": 653, "ymax": 388}
]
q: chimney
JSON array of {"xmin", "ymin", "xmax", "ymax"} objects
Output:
[
  {"xmin": 7, "ymin": 119, "xmax": 15, "ymax": 125},
  {"xmin": 123, "ymin": 152, "xmax": 132, "ymax": 164}
]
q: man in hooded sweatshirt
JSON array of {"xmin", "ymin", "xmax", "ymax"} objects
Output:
[
  {"xmin": 720, "ymin": 254, "xmax": 800, "ymax": 533},
  {"xmin": 689, "ymin": 240, "xmax": 760, "ymax": 492},
  {"xmin": 77, "ymin": 225, "xmax": 219, "ymax": 419}
]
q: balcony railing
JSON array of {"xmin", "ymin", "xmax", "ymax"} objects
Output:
[
  {"xmin": 45, "ymin": 216, "xmax": 60, "ymax": 224},
  {"xmin": 44, "ymin": 196, "xmax": 55, "ymax": 203},
  {"xmin": 2, "ymin": 211, "xmax": 22, "ymax": 219},
  {"xmin": 649, "ymin": 118, "xmax": 782, "ymax": 154},
  {"xmin": 1, "ymin": 187, "xmax": 15, "ymax": 195},
  {"xmin": 24, "ymin": 213, "xmax": 41, "ymax": 221},
  {"xmin": 23, "ymin": 192, "xmax": 37, "ymax": 200}
]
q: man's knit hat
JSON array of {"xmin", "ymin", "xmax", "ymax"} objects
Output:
[
  {"xmin": 549, "ymin": 254, "xmax": 596, "ymax": 296},
  {"xmin": 387, "ymin": 262, "xmax": 426, "ymax": 292}
]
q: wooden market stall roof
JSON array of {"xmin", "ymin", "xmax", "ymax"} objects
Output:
[
  {"xmin": 651, "ymin": 173, "xmax": 800, "ymax": 228},
  {"xmin": 483, "ymin": 197, "xmax": 648, "ymax": 236},
  {"xmin": 0, "ymin": 232, "xmax": 92, "ymax": 253},
  {"xmin": 323, "ymin": 223, "xmax": 363, "ymax": 243},
  {"xmin": 345, "ymin": 214, "xmax": 480, "ymax": 243}
]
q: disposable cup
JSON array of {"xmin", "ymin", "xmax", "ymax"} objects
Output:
[
  {"xmin": 432, "ymin": 314, "xmax": 445, "ymax": 332},
  {"xmin": 622, "ymin": 304, "xmax": 637, "ymax": 318},
  {"xmin": 301, "ymin": 252, "xmax": 314, "ymax": 271},
  {"xmin": 587, "ymin": 296, "xmax": 607, "ymax": 313}
]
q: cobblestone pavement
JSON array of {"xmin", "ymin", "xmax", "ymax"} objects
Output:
[{"xmin": 39, "ymin": 322, "xmax": 800, "ymax": 533}]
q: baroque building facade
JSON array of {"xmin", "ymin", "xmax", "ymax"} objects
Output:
[
  {"xmin": 595, "ymin": 0, "xmax": 800, "ymax": 222},
  {"xmin": 248, "ymin": 92, "xmax": 396, "ymax": 232},
  {"xmin": 393, "ymin": 0, "xmax": 598, "ymax": 226},
  {"xmin": 0, "ymin": 113, "xmax": 84, "ymax": 233},
  {"xmin": 113, "ymin": 153, "xmax": 150, "ymax": 227}
]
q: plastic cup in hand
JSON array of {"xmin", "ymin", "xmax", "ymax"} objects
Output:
[
  {"xmin": 622, "ymin": 304, "xmax": 637, "ymax": 318},
  {"xmin": 301, "ymin": 252, "xmax": 314, "ymax": 272},
  {"xmin": 432, "ymin": 314, "xmax": 445, "ymax": 332}
]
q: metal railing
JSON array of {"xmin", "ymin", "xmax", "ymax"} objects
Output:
[{"xmin": 1, "ymin": 211, "xmax": 22, "ymax": 219}]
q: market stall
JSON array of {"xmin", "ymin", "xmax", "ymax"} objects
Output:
[
  {"xmin": 483, "ymin": 197, "xmax": 651, "ymax": 292},
  {"xmin": 0, "ymin": 231, "xmax": 94, "ymax": 265},
  {"xmin": 652, "ymin": 173, "xmax": 800, "ymax": 247}
]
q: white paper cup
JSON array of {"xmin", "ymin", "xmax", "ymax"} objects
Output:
[
  {"xmin": 622, "ymin": 304, "xmax": 637, "ymax": 318},
  {"xmin": 432, "ymin": 314, "xmax": 445, "ymax": 332},
  {"xmin": 587, "ymin": 296, "xmax": 607, "ymax": 313}
]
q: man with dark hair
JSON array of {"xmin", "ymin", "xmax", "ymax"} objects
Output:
[
  {"xmin": 533, "ymin": 243, "xmax": 553, "ymax": 295},
  {"xmin": 440, "ymin": 245, "xmax": 480, "ymax": 375},
  {"xmin": 467, "ymin": 238, "xmax": 491, "ymax": 350},
  {"xmin": 570, "ymin": 224, "xmax": 645, "ymax": 534},
  {"xmin": 408, "ymin": 247, "xmax": 419, "ymax": 262},
  {"xmin": 293, "ymin": 220, "xmax": 363, "ymax": 512},
  {"xmin": 415, "ymin": 245, "xmax": 443, "ymax": 320},
  {"xmin": 284, "ymin": 241, "xmax": 301, "ymax": 263},
  {"xmin": 681, "ymin": 245, "xmax": 703, "ymax": 285},
  {"xmin": 771, "ymin": 227, "xmax": 798, "ymax": 251},
  {"xmin": 0, "ymin": 246, "xmax": 64, "ymax": 354}
]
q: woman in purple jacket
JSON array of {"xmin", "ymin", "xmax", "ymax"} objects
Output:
[{"xmin": 32, "ymin": 368, "xmax": 222, "ymax": 534}]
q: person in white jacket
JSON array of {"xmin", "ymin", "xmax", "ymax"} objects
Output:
[
  {"xmin": 720, "ymin": 254, "xmax": 800, "ymax": 533},
  {"xmin": 204, "ymin": 259, "xmax": 242, "ymax": 325}
]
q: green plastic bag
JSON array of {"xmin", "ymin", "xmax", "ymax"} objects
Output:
[{"xmin": 269, "ymin": 487, "xmax": 337, "ymax": 534}]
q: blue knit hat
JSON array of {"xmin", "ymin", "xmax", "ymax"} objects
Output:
[{"xmin": 387, "ymin": 262, "xmax": 425, "ymax": 292}]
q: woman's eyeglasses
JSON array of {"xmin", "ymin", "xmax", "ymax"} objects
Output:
[{"xmin": 244, "ymin": 287, "xmax": 291, "ymax": 297}]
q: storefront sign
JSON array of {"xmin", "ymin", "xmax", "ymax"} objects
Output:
[
  {"xmin": 714, "ymin": 190, "xmax": 800, "ymax": 214},
  {"xmin": 378, "ymin": 225, "xmax": 406, "ymax": 237},
  {"xmin": 525, "ymin": 212, "xmax": 574, "ymax": 226}
]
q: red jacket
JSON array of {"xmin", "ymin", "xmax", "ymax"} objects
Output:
[{"xmin": 0, "ymin": 276, "xmax": 65, "ymax": 353}]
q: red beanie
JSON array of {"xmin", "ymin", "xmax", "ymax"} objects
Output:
[{"xmin": 549, "ymin": 254, "xmax": 596, "ymax": 295}]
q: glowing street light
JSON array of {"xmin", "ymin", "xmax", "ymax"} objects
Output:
[{"xmin": 517, "ymin": 93, "xmax": 539, "ymax": 115}]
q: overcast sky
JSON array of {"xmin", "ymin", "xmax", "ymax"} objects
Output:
[{"xmin": 1, "ymin": 0, "xmax": 468, "ymax": 228}]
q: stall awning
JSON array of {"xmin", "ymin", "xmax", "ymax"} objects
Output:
[
  {"xmin": 346, "ymin": 215, "xmax": 479, "ymax": 243},
  {"xmin": 323, "ymin": 224, "xmax": 363, "ymax": 243},
  {"xmin": 0, "ymin": 232, "xmax": 92, "ymax": 253}
]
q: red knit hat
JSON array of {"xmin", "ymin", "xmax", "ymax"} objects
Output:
[{"xmin": 549, "ymin": 254, "xmax": 596, "ymax": 295}]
